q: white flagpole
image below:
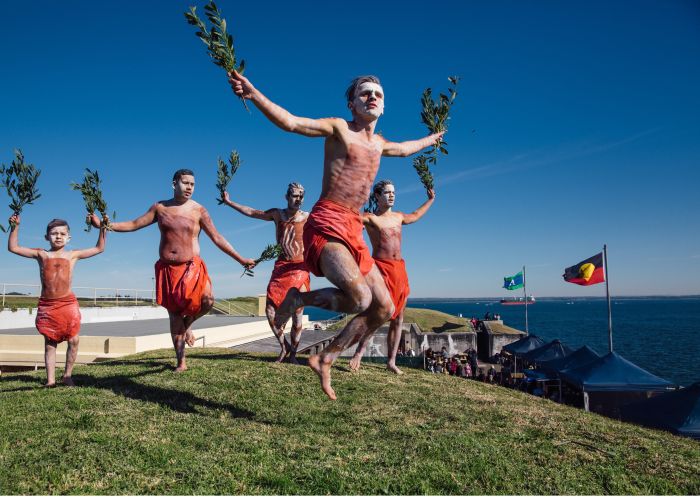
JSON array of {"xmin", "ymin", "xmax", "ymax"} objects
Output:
[
  {"xmin": 523, "ymin": 265, "xmax": 529, "ymax": 335},
  {"xmin": 603, "ymin": 244, "xmax": 613, "ymax": 352}
]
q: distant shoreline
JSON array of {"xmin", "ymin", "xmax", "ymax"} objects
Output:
[{"xmin": 409, "ymin": 295, "xmax": 700, "ymax": 301}]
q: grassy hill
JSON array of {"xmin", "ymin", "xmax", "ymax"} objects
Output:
[
  {"xmin": 329, "ymin": 306, "xmax": 474, "ymax": 333},
  {"xmin": 0, "ymin": 349, "xmax": 698, "ymax": 494}
]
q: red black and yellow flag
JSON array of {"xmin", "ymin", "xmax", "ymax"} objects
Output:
[{"xmin": 563, "ymin": 252, "xmax": 605, "ymax": 286}]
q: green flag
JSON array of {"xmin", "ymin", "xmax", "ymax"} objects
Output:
[{"xmin": 503, "ymin": 272, "xmax": 524, "ymax": 290}]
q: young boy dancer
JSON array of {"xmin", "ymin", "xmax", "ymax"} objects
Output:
[{"xmin": 7, "ymin": 214, "xmax": 107, "ymax": 386}]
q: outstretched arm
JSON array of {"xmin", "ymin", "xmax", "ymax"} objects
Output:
[
  {"xmin": 88, "ymin": 204, "xmax": 157, "ymax": 232},
  {"xmin": 222, "ymin": 191, "xmax": 275, "ymax": 221},
  {"xmin": 199, "ymin": 207, "xmax": 255, "ymax": 267},
  {"xmin": 228, "ymin": 70, "xmax": 338, "ymax": 137},
  {"xmin": 403, "ymin": 189, "xmax": 435, "ymax": 224},
  {"xmin": 382, "ymin": 132, "xmax": 444, "ymax": 157},
  {"xmin": 6, "ymin": 215, "xmax": 40, "ymax": 259},
  {"xmin": 73, "ymin": 224, "xmax": 107, "ymax": 260}
]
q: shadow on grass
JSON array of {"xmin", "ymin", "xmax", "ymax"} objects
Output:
[
  {"xmin": 430, "ymin": 322, "xmax": 466, "ymax": 333},
  {"xmin": 0, "ymin": 373, "xmax": 46, "ymax": 392},
  {"xmin": 188, "ymin": 351, "xmax": 286, "ymax": 364},
  {"xmin": 74, "ymin": 373, "xmax": 258, "ymax": 420}
]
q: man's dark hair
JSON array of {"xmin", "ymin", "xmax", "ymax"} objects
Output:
[
  {"xmin": 365, "ymin": 179, "xmax": 393, "ymax": 213},
  {"xmin": 345, "ymin": 75, "xmax": 382, "ymax": 103},
  {"xmin": 173, "ymin": 169, "xmax": 195, "ymax": 182},
  {"xmin": 46, "ymin": 219, "xmax": 70, "ymax": 234}
]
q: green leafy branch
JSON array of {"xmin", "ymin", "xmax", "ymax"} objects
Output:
[
  {"xmin": 0, "ymin": 149, "xmax": 41, "ymax": 232},
  {"xmin": 185, "ymin": 1, "xmax": 249, "ymax": 111},
  {"xmin": 242, "ymin": 244, "xmax": 283, "ymax": 277},
  {"xmin": 412, "ymin": 154, "xmax": 434, "ymax": 193},
  {"xmin": 421, "ymin": 75, "xmax": 460, "ymax": 164},
  {"xmin": 70, "ymin": 169, "xmax": 115, "ymax": 232},
  {"xmin": 216, "ymin": 150, "xmax": 241, "ymax": 204}
]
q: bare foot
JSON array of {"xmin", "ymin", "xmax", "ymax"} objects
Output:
[
  {"xmin": 386, "ymin": 363, "xmax": 404, "ymax": 375},
  {"xmin": 349, "ymin": 354, "xmax": 362, "ymax": 372},
  {"xmin": 174, "ymin": 365, "xmax": 188, "ymax": 372},
  {"xmin": 308, "ymin": 354, "xmax": 336, "ymax": 400},
  {"xmin": 185, "ymin": 330, "xmax": 196, "ymax": 347},
  {"xmin": 62, "ymin": 377, "xmax": 76, "ymax": 387},
  {"xmin": 273, "ymin": 288, "xmax": 302, "ymax": 332}
]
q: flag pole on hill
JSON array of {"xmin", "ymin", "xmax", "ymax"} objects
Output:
[
  {"xmin": 523, "ymin": 265, "xmax": 529, "ymax": 335},
  {"xmin": 563, "ymin": 247, "xmax": 612, "ymax": 352},
  {"xmin": 603, "ymin": 244, "xmax": 613, "ymax": 352}
]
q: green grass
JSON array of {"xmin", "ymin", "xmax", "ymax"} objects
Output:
[
  {"xmin": 329, "ymin": 306, "xmax": 473, "ymax": 333},
  {"xmin": 223, "ymin": 296, "xmax": 259, "ymax": 315},
  {"xmin": 0, "ymin": 349, "xmax": 698, "ymax": 494}
]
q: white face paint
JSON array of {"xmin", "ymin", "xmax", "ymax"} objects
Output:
[
  {"xmin": 352, "ymin": 82, "xmax": 384, "ymax": 118},
  {"xmin": 46, "ymin": 226, "xmax": 70, "ymax": 248},
  {"xmin": 377, "ymin": 183, "xmax": 395, "ymax": 209},
  {"xmin": 286, "ymin": 188, "xmax": 304, "ymax": 209}
]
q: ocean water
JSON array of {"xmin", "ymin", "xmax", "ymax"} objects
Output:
[{"xmin": 305, "ymin": 297, "xmax": 700, "ymax": 387}]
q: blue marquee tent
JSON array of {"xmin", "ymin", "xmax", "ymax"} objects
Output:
[
  {"xmin": 560, "ymin": 352, "xmax": 675, "ymax": 417},
  {"xmin": 523, "ymin": 339, "xmax": 575, "ymax": 364},
  {"xmin": 539, "ymin": 345, "xmax": 601, "ymax": 375},
  {"xmin": 502, "ymin": 335, "xmax": 546, "ymax": 356},
  {"xmin": 620, "ymin": 382, "xmax": 700, "ymax": 439},
  {"xmin": 560, "ymin": 352, "xmax": 675, "ymax": 392}
]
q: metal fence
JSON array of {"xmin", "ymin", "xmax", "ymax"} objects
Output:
[{"xmin": 1, "ymin": 282, "xmax": 155, "ymax": 308}]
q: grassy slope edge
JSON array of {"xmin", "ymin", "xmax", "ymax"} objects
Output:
[{"xmin": 0, "ymin": 349, "xmax": 697, "ymax": 494}]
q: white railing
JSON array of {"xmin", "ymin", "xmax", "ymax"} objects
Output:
[
  {"xmin": 1, "ymin": 282, "xmax": 154, "ymax": 308},
  {"xmin": 212, "ymin": 299, "xmax": 256, "ymax": 317}
]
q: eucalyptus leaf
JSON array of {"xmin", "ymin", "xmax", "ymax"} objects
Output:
[
  {"xmin": 0, "ymin": 149, "xmax": 41, "ymax": 230},
  {"xmin": 185, "ymin": 1, "xmax": 249, "ymax": 111},
  {"xmin": 70, "ymin": 168, "xmax": 114, "ymax": 232}
]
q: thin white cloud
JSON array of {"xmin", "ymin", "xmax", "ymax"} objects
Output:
[{"xmin": 399, "ymin": 128, "xmax": 662, "ymax": 194}]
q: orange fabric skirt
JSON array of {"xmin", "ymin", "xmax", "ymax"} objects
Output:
[
  {"xmin": 266, "ymin": 259, "xmax": 311, "ymax": 308},
  {"xmin": 155, "ymin": 256, "xmax": 211, "ymax": 318},
  {"xmin": 375, "ymin": 258, "xmax": 410, "ymax": 320},
  {"xmin": 35, "ymin": 293, "xmax": 81, "ymax": 343},
  {"xmin": 303, "ymin": 199, "xmax": 373, "ymax": 277}
]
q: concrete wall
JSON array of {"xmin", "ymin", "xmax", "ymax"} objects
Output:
[
  {"xmin": 0, "ymin": 316, "xmax": 307, "ymax": 369},
  {"xmin": 338, "ymin": 323, "xmax": 477, "ymax": 358},
  {"xmin": 0, "ymin": 306, "xmax": 169, "ymax": 329}
]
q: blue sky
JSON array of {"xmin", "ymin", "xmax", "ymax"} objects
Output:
[{"xmin": 1, "ymin": 0, "xmax": 699, "ymax": 298}]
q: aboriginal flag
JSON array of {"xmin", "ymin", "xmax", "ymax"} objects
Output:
[{"xmin": 563, "ymin": 252, "xmax": 605, "ymax": 286}]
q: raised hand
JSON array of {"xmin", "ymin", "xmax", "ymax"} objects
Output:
[
  {"xmin": 9, "ymin": 214, "xmax": 20, "ymax": 228},
  {"xmin": 86, "ymin": 212, "xmax": 101, "ymax": 228},
  {"xmin": 228, "ymin": 69, "xmax": 256, "ymax": 100}
]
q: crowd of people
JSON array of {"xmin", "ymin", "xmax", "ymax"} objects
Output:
[{"xmin": 423, "ymin": 347, "xmax": 517, "ymax": 385}]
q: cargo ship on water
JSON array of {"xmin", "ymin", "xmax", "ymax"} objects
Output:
[{"xmin": 500, "ymin": 296, "xmax": 536, "ymax": 305}]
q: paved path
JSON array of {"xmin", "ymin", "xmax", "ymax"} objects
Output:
[
  {"xmin": 231, "ymin": 329, "xmax": 339, "ymax": 354},
  {"xmin": 0, "ymin": 315, "xmax": 266, "ymax": 337}
]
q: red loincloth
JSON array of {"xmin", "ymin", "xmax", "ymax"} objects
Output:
[
  {"xmin": 303, "ymin": 199, "xmax": 373, "ymax": 277},
  {"xmin": 35, "ymin": 293, "xmax": 81, "ymax": 343},
  {"xmin": 266, "ymin": 259, "xmax": 311, "ymax": 308},
  {"xmin": 374, "ymin": 258, "xmax": 410, "ymax": 320},
  {"xmin": 155, "ymin": 256, "xmax": 211, "ymax": 319}
]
